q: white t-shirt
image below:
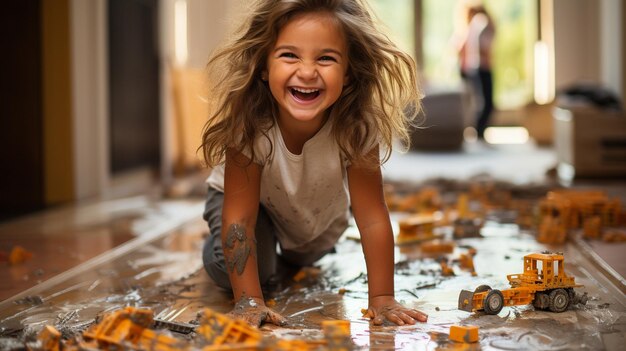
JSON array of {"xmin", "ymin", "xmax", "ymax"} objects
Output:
[{"xmin": 207, "ymin": 122, "xmax": 351, "ymax": 253}]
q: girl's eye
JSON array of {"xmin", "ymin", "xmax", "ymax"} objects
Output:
[
  {"xmin": 319, "ymin": 56, "xmax": 337, "ymax": 62},
  {"xmin": 279, "ymin": 52, "xmax": 298, "ymax": 59}
]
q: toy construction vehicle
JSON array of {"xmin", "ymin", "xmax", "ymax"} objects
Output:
[
  {"xmin": 458, "ymin": 252, "xmax": 587, "ymax": 315},
  {"xmin": 34, "ymin": 306, "xmax": 353, "ymax": 351},
  {"xmin": 538, "ymin": 190, "xmax": 621, "ymax": 244},
  {"xmin": 196, "ymin": 308, "xmax": 262, "ymax": 349},
  {"xmin": 81, "ymin": 306, "xmax": 187, "ymax": 350},
  {"xmin": 32, "ymin": 306, "xmax": 187, "ymax": 351}
]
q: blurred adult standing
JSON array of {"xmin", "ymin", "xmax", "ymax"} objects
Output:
[{"xmin": 458, "ymin": 4, "xmax": 495, "ymax": 140}]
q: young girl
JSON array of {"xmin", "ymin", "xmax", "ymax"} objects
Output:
[{"xmin": 200, "ymin": 0, "xmax": 427, "ymax": 327}]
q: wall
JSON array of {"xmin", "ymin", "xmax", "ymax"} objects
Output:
[
  {"xmin": 553, "ymin": 0, "xmax": 601, "ymax": 90},
  {"xmin": 160, "ymin": 0, "xmax": 241, "ymax": 69},
  {"xmin": 620, "ymin": 0, "xmax": 626, "ymax": 104},
  {"xmin": 69, "ymin": 0, "xmax": 242, "ymax": 198},
  {"xmin": 0, "ymin": 1, "xmax": 45, "ymax": 219},
  {"xmin": 71, "ymin": 0, "xmax": 108, "ymax": 200},
  {"xmin": 186, "ymin": 0, "xmax": 240, "ymax": 69},
  {"xmin": 600, "ymin": 0, "xmax": 623, "ymax": 100},
  {"xmin": 553, "ymin": 0, "xmax": 624, "ymax": 101},
  {"xmin": 160, "ymin": 0, "xmax": 243, "ymax": 176},
  {"xmin": 43, "ymin": 0, "xmax": 74, "ymax": 204}
]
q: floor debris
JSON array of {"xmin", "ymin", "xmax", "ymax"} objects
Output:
[{"xmin": 1, "ymin": 178, "xmax": 625, "ymax": 350}]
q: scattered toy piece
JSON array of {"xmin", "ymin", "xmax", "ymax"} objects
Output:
[
  {"xmin": 439, "ymin": 259, "xmax": 455, "ymax": 277},
  {"xmin": 453, "ymin": 217, "xmax": 484, "ymax": 239},
  {"xmin": 449, "ymin": 325, "xmax": 479, "ymax": 343},
  {"xmin": 292, "ymin": 270, "xmax": 307, "ymax": 282},
  {"xmin": 81, "ymin": 307, "xmax": 186, "ymax": 350},
  {"xmin": 538, "ymin": 215, "xmax": 568, "ymax": 244},
  {"xmin": 152, "ymin": 318, "xmax": 197, "ymax": 334},
  {"xmin": 583, "ymin": 216, "xmax": 602, "ymax": 239},
  {"xmin": 420, "ymin": 241, "xmax": 455, "ymax": 254},
  {"xmin": 602, "ymin": 229, "xmax": 626, "ymax": 242},
  {"xmin": 397, "ymin": 213, "xmax": 442, "ymax": 245},
  {"xmin": 36, "ymin": 325, "xmax": 61, "ymax": 351},
  {"xmin": 322, "ymin": 320, "xmax": 351, "ymax": 348},
  {"xmin": 197, "ymin": 308, "xmax": 262, "ymax": 346},
  {"xmin": 8, "ymin": 246, "xmax": 33, "ymax": 265},
  {"xmin": 538, "ymin": 190, "xmax": 621, "ymax": 244},
  {"xmin": 458, "ymin": 253, "xmax": 475, "ymax": 273},
  {"xmin": 292, "ymin": 267, "xmax": 321, "ymax": 282}
]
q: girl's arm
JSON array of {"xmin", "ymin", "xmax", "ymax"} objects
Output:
[
  {"xmin": 347, "ymin": 147, "xmax": 428, "ymax": 326},
  {"xmin": 222, "ymin": 148, "xmax": 286, "ymax": 326}
]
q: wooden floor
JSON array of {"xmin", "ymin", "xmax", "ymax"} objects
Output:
[{"xmin": 1, "ymin": 141, "xmax": 625, "ymax": 350}]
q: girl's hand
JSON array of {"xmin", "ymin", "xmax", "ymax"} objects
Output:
[
  {"xmin": 362, "ymin": 296, "xmax": 428, "ymax": 326},
  {"xmin": 228, "ymin": 296, "xmax": 287, "ymax": 327}
]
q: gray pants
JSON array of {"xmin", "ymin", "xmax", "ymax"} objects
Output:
[{"xmin": 202, "ymin": 188, "xmax": 331, "ymax": 290}]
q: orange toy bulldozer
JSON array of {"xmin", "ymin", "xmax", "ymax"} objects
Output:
[{"xmin": 458, "ymin": 252, "xmax": 588, "ymax": 314}]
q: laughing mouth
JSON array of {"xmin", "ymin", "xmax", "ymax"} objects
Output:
[{"xmin": 290, "ymin": 87, "xmax": 320, "ymax": 101}]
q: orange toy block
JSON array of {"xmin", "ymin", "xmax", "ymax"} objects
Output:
[
  {"xmin": 420, "ymin": 240, "xmax": 455, "ymax": 254},
  {"xmin": 449, "ymin": 325, "xmax": 479, "ymax": 343},
  {"xmin": 322, "ymin": 320, "xmax": 350, "ymax": 336},
  {"xmin": 38, "ymin": 325, "xmax": 61, "ymax": 351},
  {"xmin": 8, "ymin": 246, "xmax": 33, "ymax": 265}
]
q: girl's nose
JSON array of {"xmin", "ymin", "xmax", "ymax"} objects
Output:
[{"xmin": 297, "ymin": 62, "xmax": 318, "ymax": 80}]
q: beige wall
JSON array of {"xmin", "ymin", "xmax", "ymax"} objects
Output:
[
  {"xmin": 162, "ymin": 0, "xmax": 242, "ymax": 69},
  {"xmin": 553, "ymin": 0, "xmax": 601, "ymax": 89},
  {"xmin": 160, "ymin": 0, "xmax": 244, "ymax": 174},
  {"xmin": 71, "ymin": 0, "xmax": 108, "ymax": 200},
  {"xmin": 186, "ymin": 0, "xmax": 239, "ymax": 69},
  {"xmin": 623, "ymin": 0, "xmax": 626, "ymax": 105},
  {"xmin": 600, "ymin": 0, "xmax": 623, "ymax": 99}
]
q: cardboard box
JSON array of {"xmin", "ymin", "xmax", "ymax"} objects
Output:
[{"xmin": 553, "ymin": 105, "xmax": 626, "ymax": 178}]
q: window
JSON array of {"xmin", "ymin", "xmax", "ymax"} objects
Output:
[
  {"xmin": 422, "ymin": 0, "xmax": 537, "ymax": 109},
  {"xmin": 369, "ymin": 0, "xmax": 537, "ymax": 110},
  {"xmin": 368, "ymin": 0, "xmax": 416, "ymax": 58}
]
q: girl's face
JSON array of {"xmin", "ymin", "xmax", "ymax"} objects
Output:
[{"xmin": 265, "ymin": 12, "xmax": 349, "ymax": 128}]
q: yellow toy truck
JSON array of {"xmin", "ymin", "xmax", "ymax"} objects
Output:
[{"xmin": 458, "ymin": 252, "xmax": 587, "ymax": 314}]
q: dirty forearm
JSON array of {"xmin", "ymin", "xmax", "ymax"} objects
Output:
[
  {"xmin": 221, "ymin": 148, "xmax": 264, "ymax": 302},
  {"xmin": 222, "ymin": 221, "xmax": 263, "ymax": 300}
]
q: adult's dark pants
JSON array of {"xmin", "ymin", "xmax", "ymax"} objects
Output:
[{"xmin": 469, "ymin": 68, "xmax": 494, "ymax": 139}]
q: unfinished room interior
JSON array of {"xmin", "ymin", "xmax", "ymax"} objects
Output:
[{"xmin": 1, "ymin": 0, "xmax": 625, "ymax": 350}]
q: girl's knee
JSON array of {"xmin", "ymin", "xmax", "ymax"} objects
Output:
[
  {"xmin": 202, "ymin": 241, "xmax": 231, "ymax": 290},
  {"xmin": 203, "ymin": 257, "xmax": 231, "ymax": 290}
]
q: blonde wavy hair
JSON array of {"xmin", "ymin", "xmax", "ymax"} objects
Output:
[{"xmin": 200, "ymin": 0, "xmax": 422, "ymax": 167}]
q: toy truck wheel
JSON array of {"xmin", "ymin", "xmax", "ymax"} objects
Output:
[
  {"xmin": 483, "ymin": 289, "xmax": 504, "ymax": 315},
  {"xmin": 533, "ymin": 292, "xmax": 550, "ymax": 310},
  {"xmin": 549, "ymin": 289, "xmax": 569, "ymax": 312}
]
